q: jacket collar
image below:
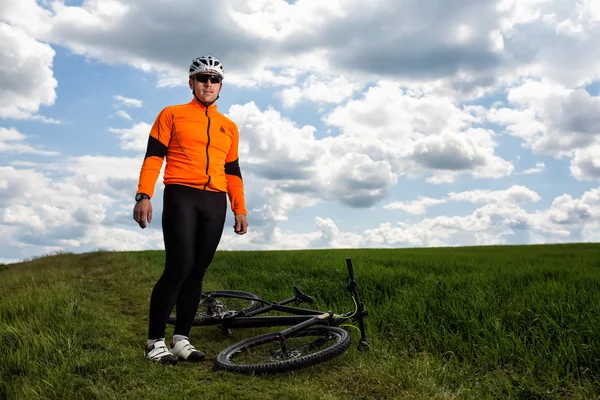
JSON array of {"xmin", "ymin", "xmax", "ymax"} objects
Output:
[{"xmin": 191, "ymin": 96, "xmax": 218, "ymax": 110}]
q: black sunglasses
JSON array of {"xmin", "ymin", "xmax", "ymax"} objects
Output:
[{"xmin": 194, "ymin": 74, "xmax": 222, "ymax": 84}]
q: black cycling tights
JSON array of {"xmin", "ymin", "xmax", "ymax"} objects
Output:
[{"xmin": 148, "ymin": 184, "xmax": 227, "ymax": 340}]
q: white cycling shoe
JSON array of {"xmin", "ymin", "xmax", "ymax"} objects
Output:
[
  {"xmin": 144, "ymin": 340, "xmax": 178, "ymax": 365},
  {"xmin": 170, "ymin": 338, "xmax": 205, "ymax": 362}
]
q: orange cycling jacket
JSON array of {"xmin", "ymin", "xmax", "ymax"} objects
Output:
[{"xmin": 136, "ymin": 97, "xmax": 246, "ymax": 215}]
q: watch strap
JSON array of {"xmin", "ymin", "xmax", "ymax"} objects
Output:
[{"xmin": 135, "ymin": 193, "xmax": 150, "ymax": 202}]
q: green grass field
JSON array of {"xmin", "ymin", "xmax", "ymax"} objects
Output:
[{"xmin": 1, "ymin": 244, "xmax": 599, "ymax": 399}]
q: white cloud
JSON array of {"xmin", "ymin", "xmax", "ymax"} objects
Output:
[
  {"xmin": 581, "ymin": 220, "xmax": 600, "ymax": 242},
  {"xmin": 325, "ymin": 81, "xmax": 476, "ymax": 141},
  {"xmin": 571, "ymin": 146, "xmax": 600, "ymax": 181},
  {"xmin": 383, "ymin": 185, "xmax": 541, "ymax": 217},
  {"xmin": 0, "ymin": 154, "xmax": 157, "ymax": 261},
  {"xmin": 355, "ymin": 208, "xmax": 510, "ymax": 248},
  {"xmin": 109, "ymin": 122, "xmax": 151, "ymax": 152},
  {"xmin": 493, "ymin": 0, "xmax": 600, "ymax": 88},
  {"xmin": 248, "ymin": 185, "xmax": 320, "ymax": 226},
  {"xmin": 114, "ymin": 110, "xmax": 132, "ymax": 120},
  {"xmin": 488, "ymin": 80, "xmax": 600, "ymax": 181},
  {"xmin": 30, "ymin": 115, "xmax": 62, "ymax": 124},
  {"xmin": 217, "ymin": 224, "xmax": 322, "ymax": 251},
  {"xmin": 383, "ymin": 197, "xmax": 447, "ymax": 215},
  {"xmin": 366, "ymin": 187, "xmax": 600, "ymax": 247},
  {"xmin": 522, "ymin": 162, "xmax": 546, "ymax": 174},
  {"xmin": 0, "ymin": 127, "xmax": 59, "ymax": 156},
  {"xmin": 278, "ymin": 74, "xmax": 363, "ymax": 107},
  {"xmin": 309, "ymin": 217, "xmax": 364, "ymax": 249},
  {"xmin": 449, "ymin": 185, "xmax": 541, "ymax": 205},
  {"xmin": 229, "ymin": 101, "xmax": 397, "ymax": 207},
  {"xmin": 498, "ymin": 0, "xmax": 554, "ymax": 32},
  {"xmin": 225, "ymin": 188, "xmax": 600, "ymax": 249},
  {"xmin": 114, "ymin": 95, "xmax": 142, "ymax": 108},
  {"xmin": 241, "ymin": 186, "xmax": 600, "ymax": 252},
  {"xmin": 547, "ymin": 189, "xmax": 600, "ymax": 225},
  {"xmin": 0, "ymin": 0, "xmax": 53, "ymax": 37},
  {"xmin": 3, "ymin": 0, "xmax": 289, "ymax": 87},
  {"xmin": 325, "ymin": 82, "xmax": 514, "ymax": 183},
  {"xmin": 409, "ymin": 130, "xmax": 514, "ymax": 180},
  {"xmin": 230, "ymin": 101, "xmax": 322, "ymax": 180},
  {"xmin": 0, "ymin": 0, "xmax": 595, "ymax": 110},
  {"xmin": 544, "ymin": 0, "xmax": 600, "ymax": 40},
  {"xmin": 0, "ymin": 22, "xmax": 57, "ymax": 120},
  {"xmin": 226, "ymin": 0, "xmax": 344, "ymax": 41},
  {"xmin": 323, "ymin": 152, "xmax": 397, "ymax": 207},
  {"xmin": 79, "ymin": 225, "xmax": 164, "ymax": 252},
  {"xmin": 2, "ymin": 0, "xmax": 600, "ymax": 262},
  {"xmin": 0, "ymin": 0, "xmax": 587, "ymax": 95},
  {"xmin": 64, "ymin": 155, "xmax": 145, "ymax": 195}
]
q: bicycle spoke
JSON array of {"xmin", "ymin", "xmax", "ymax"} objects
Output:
[
  {"xmin": 168, "ymin": 290, "xmax": 261, "ymax": 326},
  {"xmin": 228, "ymin": 330, "xmax": 339, "ymax": 365},
  {"xmin": 215, "ymin": 326, "xmax": 351, "ymax": 374},
  {"xmin": 201, "ymin": 297, "xmax": 248, "ymax": 318}
]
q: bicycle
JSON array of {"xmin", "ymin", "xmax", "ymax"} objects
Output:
[{"xmin": 167, "ymin": 257, "xmax": 369, "ymax": 374}]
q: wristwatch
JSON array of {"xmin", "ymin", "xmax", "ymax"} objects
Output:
[{"xmin": 135, "ymin": 193, "xmax": 150, "ymax": 202}]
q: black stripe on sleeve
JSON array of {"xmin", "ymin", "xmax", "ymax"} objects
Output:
[
  {"xmin": 225, "ymin": 158, "xmax": 242, "ymax": 179},
  {"xmin": 144, "ymin": 135, "xmax": 167, "ymax": 159}
]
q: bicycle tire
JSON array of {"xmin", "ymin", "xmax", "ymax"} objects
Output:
[
  {"xmin": 167, "ymin": 290, "xmax": 262, "ymax": 326},
  {"xmin": 214, "ymin": 326, "xmax": 351, "ymax": 374}
]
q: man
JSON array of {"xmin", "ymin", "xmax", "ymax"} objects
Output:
[{"xmin": 133, "ymin": 55, "xmax": 248, "ymax": 365}]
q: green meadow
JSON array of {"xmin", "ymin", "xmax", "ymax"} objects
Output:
[{"xmin": 1, "ymin": 244, "xmax": 599, "ymax": 399}]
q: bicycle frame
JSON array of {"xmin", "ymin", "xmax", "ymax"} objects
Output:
[{"xmin": 200, "ymin": 257, "xmax": 369, "ymax": 347}]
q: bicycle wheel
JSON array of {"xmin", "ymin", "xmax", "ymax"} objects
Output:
[
  {"xmin": 214, "ymin": 326, "xmax": 351, "ymax": 374},
  {"xmin": 167, "ymin": 290, "xmax": 261, "ymax": 326}
]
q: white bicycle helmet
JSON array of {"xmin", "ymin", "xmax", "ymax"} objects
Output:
[{"xmin": 189, "ymin": 55, "xmax": 225, "ymax": 79}]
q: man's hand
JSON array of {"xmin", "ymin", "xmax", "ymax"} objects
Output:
[
  {"xmin": 133, "ymin": 199, "xmax": 152, "ymax": 229},
  {"xmin": 233, "ymin": 213, "xmax": 248, "ymax": 235}
]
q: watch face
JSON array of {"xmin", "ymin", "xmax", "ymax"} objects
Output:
[{"xmin": 136, "ymin": 194, "xmax": 147, "ymax": 201}]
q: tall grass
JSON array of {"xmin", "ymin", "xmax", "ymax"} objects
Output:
[{"xmin": 1, "ymin": 244, "xmax": 599, "ymax": 399}]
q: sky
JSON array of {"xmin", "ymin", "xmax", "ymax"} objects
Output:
[{"xmin": 1, "ymin": 0, "xmax": 600, "ymax": 263}]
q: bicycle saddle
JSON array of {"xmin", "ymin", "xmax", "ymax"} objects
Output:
[{"xmin": 293, "ymin": 286, "xmax": 314, "ymax": 304}]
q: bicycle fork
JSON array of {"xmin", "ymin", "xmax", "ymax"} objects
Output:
[{"xmin": 346, "ymin": 257, "xmax": 369, "ymax": 350}]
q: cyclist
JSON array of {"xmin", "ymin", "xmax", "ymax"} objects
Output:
[{"xmin": 133, "ymin": 55, "xmax": 248, "ymax": 365}]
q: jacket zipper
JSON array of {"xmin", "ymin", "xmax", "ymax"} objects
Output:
[{"xmin": 203, "ymin": 106, "xmax": 211, "ymax": 190}]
